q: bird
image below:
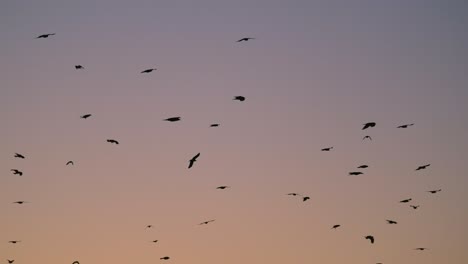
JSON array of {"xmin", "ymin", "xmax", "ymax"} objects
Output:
[
  {"xmin": 365, "ymin": 235, "xmax": 375, "ymax": 244},
  {"xmin": 7, "ymin": 260, "xmax": 14, "ymax": 263},
  {"xmin": 386, "ymin": 220, "xmax": 398, "ymax": 224},
  {"xmin": 400, "ymin": 198, "xmax": 412, "ymax": 203},
  {"xmin": 410, "ymin": 205, "xmax": 420, "ymax": 210},
  {"xmin": 8, "ymin": 241, "xmax": 21, "ymax": 244},
  {"xmin": 14, "ymin": 153, "xmax": 25, "ymax": 159},
  {"xmin": 141, "ymin": 68, "xmax": 157, "ymax": 73},
  {"xmin": 287, "ymin": 193, "xmax": 301, "ymax": 196},
  {"xmin": 151, "ymin": 240, "xmax": 159, "ymax": 243},
  {"xmin": 428, "ymin": 189, "xmax": 442, "ymax": 194},
  {"xmin": 188, "ymin": 152, "xmax": 200, "ymax": 169},
  {"xmin": 13, "ymin": 201, "xmax": 29, "ymax": 205},
  {"xmin": 107, "ymin": 139, "xmax": 119, "ymax": 145},
  {"xmin": 72, "ymin": 261, "xmax": 80, "ymax": 264},
  {"xmin": 36, "ymin": 33, "xmax": 55, "ymax": 39},
  {"xmin": 362, "ymin": 135, "xmax": 372, "ymax": 141},
  {"xmin": 233, "ymin": 96, "xmax": 246, "ymax": 101},
  {"xmin": 210, "ymin": 123, "xmax": 220, "ymax": 127},
  {"xmin": 357, "ymin": 165, "xmax": 368, "ymax": 169},
  {"xmin": 160, "ymin": 256, "xmax": 170, "ymax": 260},
  {"xmin": 216, "ymin": 186, "xmax": 230, "ymax": 190},
  {"xmin": 145, "ymin": 225, "xmax": 153, "ymax": 229},
  {"xmin": 414, "ymin": 248, "xmax": 428, "ymax": 251},
  {"xmin": 331, "ymin": 225, "xmax": 341, "ymax": 230},
  {"xmin": 10, "ymin": 169, "xmax": 23, "ymax": 176},
  {"xmin": 75, "ymin": 65, "xmax": 84, "ymax": 70},
  {"xmin": 302, "ymin": 196, "xmax": 310, "ymax": 202},
  {"xmin": 66, "ymin": 161, "xmax": 74, "ymax": 166},
  {"xmin": 80, "ymin": 114, "xmax": 92, "ymax": 119},
  {"xmin": 349, "ymin": 171, "xmax": 363, "ymax": 176},
  {"xmin": 199, "ymin": 220, "xmax": 215, "ymax": 225},
  {"xmin": 415, "ymin": 164, "xmax": 430, "ymax": 171},
  {"xmin": 237, "ymin": 37, "xmax": 255, "ymax": 42},
  {"xmin": 397, "ymin": 123, "xmax": 414, "ymax": 128},
  {"xmin": 362, "ymin": 122, "xmax": 376, "ymax": 130},
  {"xmin": 321, "ymin": 147, "xmax": 333, "ymax": 151},
  {"xmin": 164, "ymin": 117, "xmax": 181, "ymax": 122}
]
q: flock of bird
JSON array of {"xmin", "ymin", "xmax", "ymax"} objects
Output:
[{"xmin": 4, "ymin": 33, "xmax": 443, "ymax": 264}]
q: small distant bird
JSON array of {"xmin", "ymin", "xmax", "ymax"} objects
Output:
[
  {"xmin": 400, "ymin": 198, "xmax": 412, "ymax": 203},
  {"xmin": 11, "ymin": 169, "xmax": 23, "ymax": 176},
  {"xmin": 415, "ymin": 164, "xmax": 430, "ymax": 171},
  {"xmin": 66, "ymin": 161, "xmax": 74, "ymax": 166},
  {"xmin": 428, "ymin": 189, "xmax": 441, "ymax": 194},
  {"xmin": 397, "ymin": 123, "xmax": 414, "ymax": 128},
  {"xmin": 164, "ymin": 117, "xmax": 181, "ymax": 122},
  {"xmin": 13, "ymin": 201, "xmax": 29, "ymax": 205},
  {"xmin": 321, "ymin": 147, "xmax": 333, "ymax": 151},
  {"xmin": 363, "ymin": 135, "xmax": 372, "ymax": 141},
  {"xmin": 7, "ymin": 260, "xmax": 14, "ymax": 263},
  {"xmin": 414, "ymin": 248, "xmax": 428, "ymax": 251},
  {"xmin": 199, "ymin": 220, "xmax": 215, "ymax": 225},
  {"xmin": 331, "ymin": 225, "xmax": 341, "ymax": 230},
  {"xmin": 80, "ymin": 114, "xmax": 92, "ymax": 119},
  {"xmin": 362, "ymin": 122, "xmax": 376, "ymax": 130},
  {"xmin": 287, "ymin": 193, "xmax": 301, "ymax": 196},
  {"xmin": 75, "ymin": 65, "xmax": 84, "ymax": 70},
  {"xmin": 72, "ymin": 261, "xmax": 80, "ymax": 264},
  {"xmin": 145, "ymin": 225, "xmax": 153, "ymax": 229},
  {"xmin": 410, "ymin": 205, "xmax": 420, "ymax": 210},
  {"xmin": 141, "ymin": 68, "xmax": 157, "ymax": 73},
  {"xmin": 349, "ymin": 171, "xmax": 363, "ymax": 176},
  {"xmin": 237, "ymin": 37, "xmax": 255, "ymax": 42},
  {"xmin": 160, "ymin": 256, "xmax": 170, "ymax": 260},
  {"xmin": 14, "ymin": 153, "xmax": 25, "ymax": 159},
  {"xmin": 151, "ymin": 240, "xmax": 159, "ymax": 243},
  {"xmin": 210, "ymin": 124, "xmax": 220, "ymax": 127},
  {"xmin": 302, "ymin": 196, "xmax": 310, "ymax": 202},
  {"xmin": 8, "ymin": 241, "xmax": 21, "ymax": 244},
  {"xmin": 365, "ymin": 235, "xmax": 375, "ymax": 244},
  {"xmin": 357, "ymin": 165, "xmax": 368, "ymax": 169},
  {"xmin": 36, "ymin": 33, "xmax": 55, "ymax": 39},
  {"xmin": 386, "ymin": 220, "xmax": 398, "ymax": 224},
  {"xmin": 216, "ymin": 186, "xmax": 230, "ymax": 190},
  {"xmin": 107, "ymin": 139, "xmax": 119, "ymax": 145},
  {"xmin": 233, "ymin": 96, "xmax": 246, "ymax": 101},
  {"xmin": 188, "ymin": 153, "xmax": 200, "ymax": 169}
]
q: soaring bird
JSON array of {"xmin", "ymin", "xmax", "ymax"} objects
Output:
[
  {"xmin": 36, "ymin": 33, "xmax": 55, "ymax": 39},
  {"xmin": 13, "ymin": 201, "xmax": 29, "ymax": 205},
  {"xmin": 362, "ymin": 135, "xmax": 372, "ymax": 141},
  {"xmin": 386, "ymin": 220, "xmax": 398, "ymax": 224},
  {"xmin": 400, "ymin": 198, "xmax": 412, "ymax": 203},
  {"xmin": 8, "ymin": 241, "xmax": 21, "ymax": 244},
  {"xmin": 349, "ymin": 171, "xmax": 363, "ymax": 176},
  {"xmin": 216, "ymin": 186, "xmax": 230, "ymax": 190},
  {"xmin": 410, "ymin": 205, "xmax": 420, "ymax": 209},
  {"xmin": 72, "ymin": 261, "xmax": 80, "ymax": 264},
  {"xmin": 428, "ymin": 189, "xmax": 442, "ymax": 194},
  {"xmin": 141, "ymin": 68, "xmax": 157, "ymax": 73},
  {"xmin": 233, "ymin": 96, "xmax": 245, "ymax": 101},
  {"xmin": 66, "ymin": 161, "xmax": 74, "ymax": 166},
  {"xmin": 397, "ymin": 123, "xmax": 414, "ymax": 128},
  {"xmin": 365, "ymin": 235, "xmax": 375, "ymax": 244},
  {"xmin": 80, "ymin": 114, "xmax": 92, "ymax": 119},
  {"xmin": 357, "ymin": 165, "xmax": 368, "ymax": 169},
  {"xmin": 10, "ymin": 169, "xmax": 23, "ymax": 176},
  {"xmin": 415, "ymin": 164, "xmax": 430, "ymax": 171},
  {"xmin": 75, "ymin": 65, "xmax": 84, "ymax": 70},
  {"xmin": 160, "ymin": 256, "xmax": 170, "ymax": 260},
  {"xmin": 7, "ymin": 260, "xmax": 14, "ymax": 263},
  {"xmin": 151, "ymin": 240, "xmax": 159, "ymax": 243},
  {"xmin": 362, "ymin": 122, "xmax": 376, "ymax": 130},
  {"xmin": 14, "ymin": 153, "xmax": 25, "ymax": 159},
  {"xmin": 145, "ymin": 225, "xmax": 153, "ymax": 229},
  {"xmin": 321, "ymin": 147, "xmax": 333, "ymax": 151},
  {"xmin": 237, "ymin": 37, "xmax": 255, "ymax": 42},
  {"xmin": 210, "ymin": 123, "xmax": 220, "ymax": 127},
  {"xmin": 188, "ymin": 153, "xmax": 200, "ymax": 169},
  {"xmin": 287, "ymin": 193, "xmax": 301, "ymax": 196},
  {"xmin": 107, "ymin": 139, "xmax": 119, "ymax": 145},
  {"xmin": 414, "ymin": 248, "xmax": 428, "ymax": 251},
  {"xmin": 331, "ymin": 225, "xmax": 341, "ymax": 230},
  {"xmin": 164, "ymin": 117, "xmax": 181, "ymax": 122},
  {"xmin": 302, "ymin": 196, "xmax": 310, "ymax": 202},
  {"xmin": 199, "ymin": 220, "xmax": 215, "ymax": 225}
]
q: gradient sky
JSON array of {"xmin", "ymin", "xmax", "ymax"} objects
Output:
[{"xmin": 1, "ymin": 1, "xmax": 468, "ymax": 263}]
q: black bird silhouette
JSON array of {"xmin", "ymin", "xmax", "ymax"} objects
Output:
[
  {"xmin": 199, "ymin": 219, "xmax": 215, "ymax": 225},
  {"xmin": 357, "ymin": 165, "xmax": 369, "ymax": 169},
  {"xmin": 287, "ymin": 193, "xmax": 300, "ymax": 196},
  {"xmin": 362, "ymin": 135, "xmax": 372, "ymax": 141},
  {"xmin": 80, "ymin": 114, "xmax": 92, "ymax": 119},
  {"xmin": 400, "ymin": 198, "xmax": 412, "ymax": 203},
  {"xmin": 7, "ymin": 260, "xmax": 14, "ymax": 263},
  {"xmin": 188, "ymin": 153, "xmax": 200, "ymax": 169},
  {"xmin": 415, "ymin": 164, "xmax": 430, "ymax": 171},
  {"xmin": 164, "ymin": 117, "xmax": 181, "ymax": 122},
  {"xmin": 151, "ymin": 240, "xmax": 159, "ymax": 243},
  {"xmin": 362, "ymin": 122, "xmax": 376, "ymax": 130},
  {"xmin": 8, "ymin": 241, "xmax": 21, "ymax": 244},
  {"xmin": 365, "ymin": 235, "xmax": 375, "ymax": 244},
  {"xmin": 331, "ymin": 225, "xmax": 341, "ymax": 230},
  {"xmin": 11, "ymin": 169, "xmax": 23, "ymax": 176},
  {"xmin": 66, "ymin": 161, "xmax": 74, "ymax": 166},
  {"xmin": 210, "ymin": 123, "xmax": 220, "ymax": 127},
  {"xmin": 72, "ymin": 261, "xmax": 80, "ymax": 264},
  {"xmin": 302, "ymin": 196, "xmax": 310, "ymax": 202},
  {"xmin": 75, "ymin": 65, "xmax": 84, "ymax": 70},
  {"xmin": 13, "ymin": 201, "xmax": 29, "ymax": 205},
  {"xmin": 410, "ymin": 205, "xmax": 420, "ymax": 209},
  {"xmin": 349, "ymin": 171, "xmax": 363, "ymax": 176},
  {"xmin": 321, "ymin": 147, "xmax": 333, "ymax": 151},
  {"xmin": 14, "ymin": 153, "xmax": 25, "ymax": 159},
  {"xmin": 141, "ymin": 68, "xmax": 157, "ymax": 73},
  {"xmin": 428, "ymin": 189, "xmax": 442, "ymax": 194},
  {"xmin": 160, "ymin": 256, "xmax": 170, "ymax": 260},
  {"xmin": 237, "ymin": 37, "xmax": 255, "ymax": 42},
  {"xmin": 216, "ymin": 186, "xmax": 230, "ymax": 190},
  {"xmin": 107, "ymin": 139, "xmax": 119, "ymax": 145},
  {"xmin": 397, "ymin": 123, "xmax": 414, "ymax": 128},
  {"xmin": 36, "ymin": 33, "xmax": 55, "ymax": 39},
  {"xmin": 233, "ymin": 96, "xmax": 246, "ymax": 101},
  {"xmin": 386, "ymin": 220, "xmax": 398, "ymax": 224},
  {"xmin": 145, "ymin": 225, "xmax": 153, "ymax": 229},
  {"xmin": 414, "ymin": 248, "xmax": 428, "ymax": 251}
]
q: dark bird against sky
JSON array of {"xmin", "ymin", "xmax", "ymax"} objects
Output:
[
  {"xmin": 8, "ymin": 241, "xmax": 21, "ymax": 244},
  {"xmin": 160, "ymin": 256, "xmax": 170, "ymax": 260},
  {"xmin": 321, "ymin": 147, "xmax": 333, "ymax": 151},
  {"xmin": 400, "ymin": 198, "xmax": 412, "ymax": 203},
  {"xmin": 141, "ymin": 68, "xmax": 157, "ymax": 73},
  {"xmin": 428, "ymin": 189, "xmax": 442, "ymax": 194},
  {"xmin": 10, "ymin": 169, "xmax": 23, "ymax": 176},
  {"xmin": 80, "ymin": 114, "xmax": 92, "ymax": 119},
  {"xmin": 365, "ymin": 235, "xmax": 375, "ymax": 244},
  {"xmin": 415, "ymin": 164, "xmax": 431, "ymax": 171},
  {"xmin": 164, "ymin": 117, "xmax": 181, "ymax": 122},
  {"xmin": 362, "ymin": 135, "xmax": 372, "ymax": 141},
  {"xmin": 331, "ymin": 225, "xmax": 341, "ymax": 229},
  {"xmin": 410, "ymin": 205, "xmax": 420, "ymax": 209},
  {"xmin": 216, "ymin": 186, "xmax": 230, "ymax": 190},
  {"xmin": 107, "ymin": 139, "xmax": 119, "ymax": 145},
  {"xmin": 349, "ymin": 171, "xmax": 363, "ymax": 176},
  {"xmin": 237, "ymin": 37, "xmax": 255, "ymax": 42},
  {"xmin": 75, "ymin": 65, "xmax": 84, "ymax": 70},
  {"xmin": 66, "ymin": 161, "xmax": 74, "ymax": 166},
  {"xmin": 36, "ymin": 33, "xmax": 55, "ymax": 39},
  {"xmin": 357, "ymin": 165, "xmax": 369, "ymax": 169},
  {"xmin": 188, "ymin": 152, "xmax": 200, "ymax": 169},
  {"xmin": 233, "ymin": 96, "xmax": 245, "ymax": 101},
  {"xmin": 199, "ymin": 220, "xmax": 215, "ymax": 225},
  {"xmin": 362, "ymin": 122, "xmax": 376, "ymax": 130},
  {"xmin": 386, "ymin": 220, "xmax": 398, "ymax": 224},
  {"xmin": 14, "ymin": 153, "xmax": 25, "ymax": 159},
  {"xmin": 398, "ymin": 123, "xmax": 414, "ymax": 128}
]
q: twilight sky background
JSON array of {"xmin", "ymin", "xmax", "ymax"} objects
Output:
[{"xmin": 1, "ymin": 0, "xmax": 468, "ymax": 263}]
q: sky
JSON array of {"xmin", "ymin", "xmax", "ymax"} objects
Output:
[{"xmin": 1, "ymin": 0, "xmax": 468, "ymax": 263}]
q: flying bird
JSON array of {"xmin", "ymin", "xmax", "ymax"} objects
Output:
[
  {"xmin": 210, "ymin": 124, "xmax": 220, "ymax": 127},
  {"xmin": 8, "ymin": 241, "xmax": 21, "ymax": 244},
  {"xmin": 302, "ymin": 196, "xmax": 310, "ymax": 202},
  {"xmin": 428, "ymin": 189, "xmax": 442, "ymax": 194},
  {"xmin": 362, "ymin": 122, "xmax": 376, "ymax": 130},
  {"xmin": 13, "ymin": 201, "xmax": 29, "ymax": 205},
  {"xmin": 75, "ymin": 65, "xmax": 84, "ymax": 70},
  {"xmin": 188, "ymin": 153, "xmax": 200, "ymax": 169},
  {"xmin": 10, "ymin": 169, "xmax": 23, "ymax": 176},
  {"xmin": 349, "ymin": 171, "xmax": 363, "ymax": 176},
  {"xmin": 80, "ymin": 114, "xmax": 92, "ymax": 119},
  {"xmin": 287, "ymin": 193, "xmax": 301, "ymax": 196},
  {"xmin": 357, "ymin": 165, "xmax": 368, "ymax": 169},
  {"xmin": 36, "ymin": 33, "xmax": 55, "ymax": 39},
  {"xmin": 410, "ymin": 205, "xmax": 420, "ymax": 209},
  {"xmin": 365, "ymin": 235, "xmax": 375, "ymax": 244},
  {"xmin": 160, "ymin": 256, "xmax": 170, "ymax": 260},
  {"xmin": 400, "ymin": 198, "xmax": 412, "ymax": 203},
  {"xmin": 7, "ymin": 260, "xmax": 14, "ymax": 263},
  {"xmin": 164, "ymin": 117, "xmax": 181, "ymax": 122},
  {"xmin": 233, "ymin": 96, "xmax": 245, "ymax": 101},
  {"xmin": 151, "ymin": 240, "xmax": 159, "ymax": 243},
  {"xmin": 414, "ymin": 248, "xmax": 428, "ymax": 251},
  {"xmin": 66, "ymin": 161, "xmax": 74, "ymax": 166},
  {"xmin": 397, "ymin": 123, "xmax": 414, "ymax": 128},
  {"xmin": 216, "ymin": 186, "xmax": 230, "ymax": 190},
  {"xmin": 199, "ymin": 220, "xmax": 215, "ymax": 225},
  {"xmin": 145, "ymin": 225, "xmax": 153, "ymax": 229},
  {"xmin": 72, "ymin": 261, "xmax": 80, "ymax": 264},
  {"xmin": 415, "ymin": 164, "xmax": 430, "ymax": 171},
  {"xmin": 141, "ymin": 68, "xmax": 157, "ymax": 73},
  {"xmin": 386, "ymin": 220, "xmax": 398, "ymax": 224},
  {"xmin": 321, "ymin": 147, "xmax": 333, "ymax": 151},
  {"xmin": 331, "ymin": 225, "xmax": 341, "ymax": 230},
  {"xmin": 362, "ymin": 135, "xmax": 372, "ymax": 141},
  {"xmin": 237, "ymin": 37, "xmax": 255, "ymax": 42},
  {"xmin": 14, "ymin": 153, "xmax": 25, "ymax": 159},
  {"xmin": 107, "ymin": 139, "xmax": 119, "ymax": 145}
]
